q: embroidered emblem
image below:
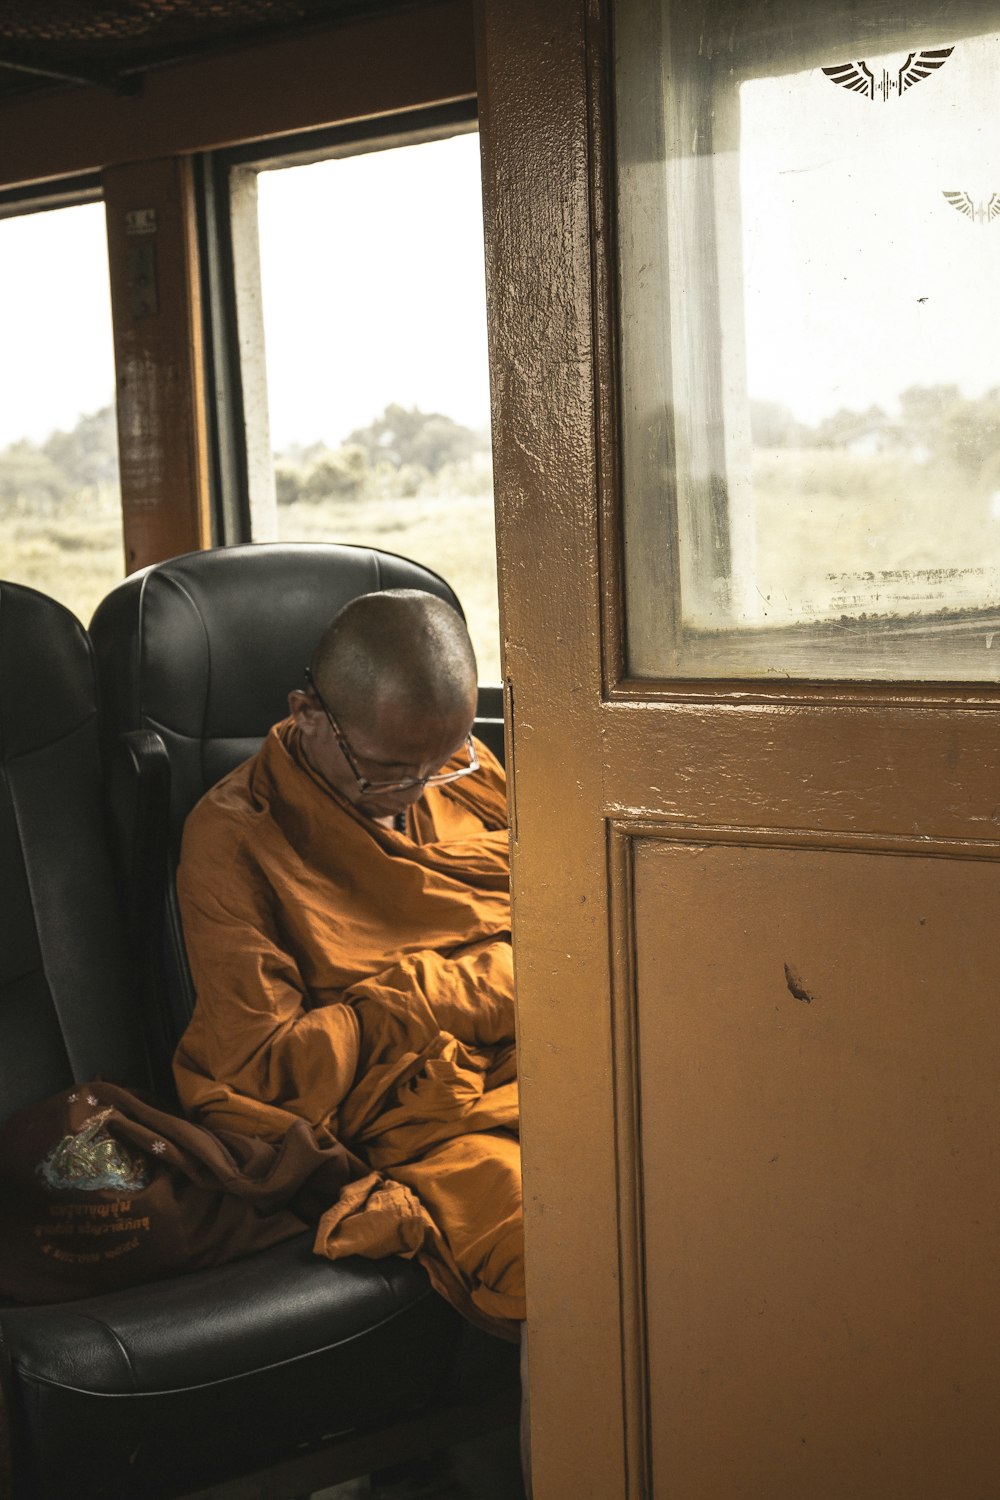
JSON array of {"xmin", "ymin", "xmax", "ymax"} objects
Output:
[
  {"xmin": 67, "ymin": 1093, "xmax": 79, "ymax": 1103},
  {"xmin": 39, "ymin": 1108, "xmax": 150, "ymax": 1193},
  {"xmin": 150, "ymin": 1140, "xmax": 167, "ymax": 1155},
  {"xmin": 822, "ymin": 46, "xmax": 953, "ymax": 102},
  {"xmin": 943, "ymin": 191, "xmax": 1000, "ymax": 223},
  {"xmin": 85, "ymin": 1093, "xmax": 99, "ymax": 1106}
]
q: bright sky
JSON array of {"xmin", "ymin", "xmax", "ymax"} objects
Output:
[
  {"xmin": 0, "ymin": 129, "xmax": 491, "ymax": 452},
  {"xmin": 0, "ymin": 201, "xmax": 117, "ymax": 447},
  {"xmin": 256, "ymin": 131, "xmax": 491, "ymax": 449},
  {"xmin": 740, "ymin": 32, "xmax": 1000, "ymax": 424}
]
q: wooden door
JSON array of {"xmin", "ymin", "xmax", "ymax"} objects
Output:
[{"xmin": 477, "ymin": 1, "xmax": 1000, "ymax": 1495}]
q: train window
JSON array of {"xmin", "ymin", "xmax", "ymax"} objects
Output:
[
  {"xmin": 223, "ymin": 125, "xmax": 499, "ymax": 680},
  {"xmin": 0, "ymin": 198, "xmax": 123, "ymax": 624},
  {"xmin": 616, "ymin": 2, "xmax": 1000, "ymax": 681}
]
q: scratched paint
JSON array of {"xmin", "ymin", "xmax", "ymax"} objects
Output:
[{"xmin": 783, "ymin": 962, "xmax": 814, "ymax": 1003}]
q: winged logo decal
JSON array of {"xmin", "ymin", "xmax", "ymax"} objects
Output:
[
  {"xmin": 821, "ymin": 60, "xmax": 875, "ymax": 99},
  {"xmin": 898, "ymin": 48, "xmax": 955, "ymax": 92},
  {"xmin": 823, "ymin": 46, "xmax": 954, "ymax": 101},
  {"xmin": 943, "ymin": 191, "xmax": 1000, "ymax": 223}
]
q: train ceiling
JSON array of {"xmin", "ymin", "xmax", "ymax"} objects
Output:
[{"xmin": 0, "ymin": 0, "xmax": 410, "ymax": 101}]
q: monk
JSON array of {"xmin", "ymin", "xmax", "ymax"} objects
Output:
[{"xmin": 172, "ymin": 589, "xmax": 524, "ymax": 1348}]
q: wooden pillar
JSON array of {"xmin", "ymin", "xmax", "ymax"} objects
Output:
[{"xmin": 103, "ymin": 157, "xmax": 212, "ymax": 571}]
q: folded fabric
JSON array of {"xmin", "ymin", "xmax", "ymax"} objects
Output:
[{"xmin": 172, "ymin": 720, "xmax": 525, "ymax": 1340}]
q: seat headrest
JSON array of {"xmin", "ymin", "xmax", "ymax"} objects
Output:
[
  {"xmin": 90, "ymin": 542, "xmax": 465, "ymax": 833},
  {"xmin": 0, "ymin": 582, "xmax": 94, "ymax": 761}
]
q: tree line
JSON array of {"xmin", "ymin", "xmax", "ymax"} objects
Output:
[
  {"xmin": 0, "ymin": 405, "xmax": 120, "ymax": 511},
  {"xmin": 3, "ymin": 386, "xmax": 997, "ymax": 512},
  {"xmin": 752, "ymin": 385, "xmax": 1000, "ymax": 475},
  {"xmin": 275, "ymin": 404, "xmax": 491, "ymax": 504},
  {"xmin": 0, "ymin": 403, "xmax": 491, "ymax": 512}
]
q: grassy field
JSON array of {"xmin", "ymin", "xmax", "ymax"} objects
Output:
[
  {"xmin": 0, "ymin": 486, "xmax": 126, "ymax": 629},
  {"xmin": 5, "ymin": 448, "xmax": 995, "ymax": 672},
  {"xmin": 0, "ymin": 484, "xmax": 502, "ymax": 680},
  {"xmin": 750, "ymin": 448, "xmax": 1000, "ymax": 624}
]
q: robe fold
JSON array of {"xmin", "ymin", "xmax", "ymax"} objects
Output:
[{"xmin": 174, "ymin": 717, "xmax": 523, "ymax": 1339}]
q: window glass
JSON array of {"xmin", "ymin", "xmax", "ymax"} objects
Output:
[
  {"xmin": 252, "ymin": 132, "xmax": 499, "ymax": 679},
  {"xmin": 0, "ymin": 202, "xmax": 123, "ymax": 624},
  {"xmin": 616, "ymin": 2, "xmax": 1000, "ymax": 680}
]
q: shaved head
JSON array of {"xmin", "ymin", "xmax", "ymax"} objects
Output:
[{"xmin": 310, "ymin": 589, "xmax": 477, "ymax": 728}]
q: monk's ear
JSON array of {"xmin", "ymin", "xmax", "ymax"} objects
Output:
[{"xmin": 288, "ymin": 688, "xmax": 321, "ymax": 735}]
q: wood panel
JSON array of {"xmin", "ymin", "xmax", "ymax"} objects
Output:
[
  {"xmin": 599, "ymin": 696, "xmax": 1000, "ymax": 848},
  {"xmin": 632, "ymin": 837, "xmax": 1000, "ymax": 1498},
  {"xmin": 478, "ymin": 1, "xmax": 1000, "ymax": 1497},
  {"xmin": 103, "ymin": 157, "xmax": 211, "ymax": 571},
  {"xmin": 0, "ymin": 1, "xmax": 475, "ymax": 191},
  {"xmin": 477, "ymin": 1, "xmax": 627, "ymax": 1496}
]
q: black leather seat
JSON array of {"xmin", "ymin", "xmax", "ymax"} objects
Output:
[
  {"xmin": 89, "ymin": 541, "xmax": 505, "ymax": 1042},
  {"xmin": 2, "ymin": 1241, "xmax": 469, "ymax": 1499},
  {"xmin": 0, "ymin": 575, "xmax": 518, "ymax": 1500}
]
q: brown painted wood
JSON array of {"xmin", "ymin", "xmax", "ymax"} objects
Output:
[
  {"xmin": 479, "ymin": 0, "xmax": 1000, "ymax": 1495},
  {"xmin": 478, "ymin": 2, "xmax": 627, "ymax": 1495},
  {"xmin": 0, "ymin": 1, "xmax": 475, "ymax": 192},
  {"xmin": 599, "ymin": 696, "xmax": 1000, "ymax": 848},
  {"xmin": 103, "ymin": 157, "xmax": 211, "ymax": 571},
  {"xmin": 633, "ymin": 838, "xmax": 1000, "ymax": 1498}
]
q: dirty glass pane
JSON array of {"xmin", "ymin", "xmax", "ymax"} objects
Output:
[
  {"xmin": 0, "ymin": 202, "xmax": 123, "ymax": 625},
  {"xmin": 249, "ymin": 131, "xmax": 500, "ymax": 681},
  {"xmin": 617, "ymin": 0, "xmax": 1000, "ymax": 680}
]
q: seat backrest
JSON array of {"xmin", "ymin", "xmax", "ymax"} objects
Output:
[
  {"xmin": 88, "ymin": 543, "xmax": 491, "ymax": 1052},
  {"xmin": 0, "ymin": 581, "xmax": 151, "ymax": 1126},
  {"xmin": 90, "ymin": 542, "xmax": 475, "ymax": 846}
]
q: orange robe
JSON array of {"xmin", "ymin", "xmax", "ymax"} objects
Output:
[{"xmin": 173, "ymin": 717, "xmax": 522, "ymax": 1338}]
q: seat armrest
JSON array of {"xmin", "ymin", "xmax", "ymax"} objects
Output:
[
  {"xmin": 108, "ymin": 731, "xmax": 170, "ymax": 860},
  {"xmin": 105, "ymin": 731, "xmax": 176, "ymax": 1102}
]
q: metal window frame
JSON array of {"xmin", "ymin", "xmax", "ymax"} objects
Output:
[
  {"xmin": 194, "ymin": 99, "xmax": 478, "ymax": 548},
  {"xmin": 0, "ymin": 172, "xmax": 102, "ymax": 222}
]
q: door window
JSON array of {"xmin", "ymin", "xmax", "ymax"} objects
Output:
[{"xmin": 616, "ymin": 2, "xmax": 1000, "ymax": 680}]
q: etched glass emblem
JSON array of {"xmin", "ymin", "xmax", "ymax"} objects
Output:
[{"xmin": 822, "ymin": 48, "xmax": 953, "ymax": 101}]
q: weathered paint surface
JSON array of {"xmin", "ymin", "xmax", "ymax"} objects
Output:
[
  {"xmin": 634, "ymin": 841, "xmax": 1000, "ymax": 1498},
  {"xmin": 0, "ymin": 2, "xmax": 475, "ymax": 192},
  {"xmin": 478, "ymin": 3, "xmax": 626, "ymax": 1495},
  {"xmin": 104, "ymin": 157, "xmax": 211, "ymax": 572},
  {"xmin": 478, "ymin": 1, "xmax": 1000, "ymax": 1496}
]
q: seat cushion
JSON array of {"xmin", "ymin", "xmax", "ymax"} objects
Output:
[{"xmin": 2, "ymin": 1233, "xmax": 467, "ymax": 1499}]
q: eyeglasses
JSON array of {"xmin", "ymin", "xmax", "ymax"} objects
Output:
[{"xmin": 304, "ymin": 667, "xmax": 479, "ymax": 796}]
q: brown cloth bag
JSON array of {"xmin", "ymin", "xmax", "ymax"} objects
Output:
[{"xmin": 0, "ymin": 1080, "xmax": 364, "ymax": 1304}]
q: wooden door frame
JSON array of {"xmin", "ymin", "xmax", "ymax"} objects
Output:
[
  {"xmin": 477, "ymin": 3, "xmax": 632, "ymax": 1493},
  {"xmin": 478, "ymin": 2, "xmax": 1000, "ymax": 1495}
]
